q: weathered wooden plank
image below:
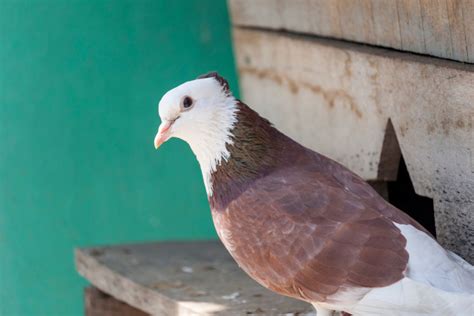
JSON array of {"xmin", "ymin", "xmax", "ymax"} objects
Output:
[
  {"xmin": 396, "ymin": 0, "xmax": 426, "ymax": 54},
  {"xmin": 419, "ymin": 0, "xmax": 453, "ymax": 60},
  {"xmin": 371, "ymin": 0, "xmax": 402, "ymax": 48},
  {"xmin": 336, "ymin": 0, "xmax": 376, "ymax": 44},
  {"xmin": 462, "ymin": 0, "xmax": 474, "ymax": 61},
  {"xmin": 446, "ymin": 0, "xmax": 469, "ymax": 61},
  {"xmin": 228, "ymin": 0, "xmax": 474, "ymax": 63},
  {"xmin": 233, "ymin": 28, "xmax": 474, "ymax": 262},
  {"xmin": 75, "ymin": 241, "xmax": 314, "ymax": 316},
  {"xmin": 306, "ymin": 0, "xmax": 342, "ymax": 38}
]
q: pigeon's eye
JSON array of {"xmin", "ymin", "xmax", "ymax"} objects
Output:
[{"xmin": 181, "ymin": 96, "xmax": 194, "ymax": 110}]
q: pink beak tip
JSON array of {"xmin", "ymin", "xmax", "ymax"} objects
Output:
[{"xmin": 154, "ymin": 120, "xmax": 173, "ymax": 150}]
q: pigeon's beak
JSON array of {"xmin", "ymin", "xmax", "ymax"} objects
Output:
[{"xmin": 154, "ymin": 120, "xmax": 174, "ymax": 149}]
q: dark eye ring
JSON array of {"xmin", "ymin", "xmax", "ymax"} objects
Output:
[{"xmin": 182, "ymin": 96, "xmax": 193, "ymax": 110}]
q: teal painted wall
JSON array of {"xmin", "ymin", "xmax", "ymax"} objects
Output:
[{"xmin": 0, "ymin": 1, "xmax": 237, "ymax": 315}]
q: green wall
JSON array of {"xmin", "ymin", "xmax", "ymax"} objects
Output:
[{"xmin": 0, "ymin": 1, "xmax": 237, "ymax": 315}]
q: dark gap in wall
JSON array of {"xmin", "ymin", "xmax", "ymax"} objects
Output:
[{"xmin": 387, "ymin": 157, "xmax": 436, "ymax": 236}]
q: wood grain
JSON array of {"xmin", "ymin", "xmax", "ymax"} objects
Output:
[
  {"xmin": 419, "ymin": 0, "xmax": 453, "ymax": 59},
  {"xmin": 462, "ymin": 0, "xmax": 474, "ymax": 60},
  {"xmin": 229, "ymin": 0, "xmax": 474, "ymax": 63},
  {"xmin": 397, "ymin": 0, "xmax": 425, "ymax": 53},
  {"xmin": 446, "ymin": 0, "xmax": 469, "ymax": 61}
]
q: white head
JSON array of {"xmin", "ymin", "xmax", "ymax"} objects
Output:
[{"xmin": 154, "ymin": 73, "xmax": 238, "ymax": 195}]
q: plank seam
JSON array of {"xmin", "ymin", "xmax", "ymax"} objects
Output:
[{"xmin": 232, "ymin": 24, "xmax": 474, "ymax": 66}]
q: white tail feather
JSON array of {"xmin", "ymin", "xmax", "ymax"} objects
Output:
[{"xmin": 315, "ymin": 224, "xmax": 474, "ymax": 315}]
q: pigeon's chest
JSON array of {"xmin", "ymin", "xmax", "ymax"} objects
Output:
[
  {"xmin": 211, "ymin": 203, "xmax": 282, "ymax": 253},
  {"xmin": 211, "ymin": 207, "xmax": 253, "ymax": 255},
  {"xmin": 210, "ymin": 204, "xmax": 299, "ymax": 294}
]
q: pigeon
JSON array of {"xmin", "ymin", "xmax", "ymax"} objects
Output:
[{"xmin": 154, "ymin": 72, "xmax": 474, "ymax": 315}]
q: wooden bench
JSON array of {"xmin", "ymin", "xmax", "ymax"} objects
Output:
[{"xmin": 75, "ymin": 241, "xmax": 315, "ymax": 315}]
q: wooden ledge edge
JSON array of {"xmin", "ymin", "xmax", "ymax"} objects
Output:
[{"xmin": 74, "ymin": 248, "xmax": 199, "ymax": 315}]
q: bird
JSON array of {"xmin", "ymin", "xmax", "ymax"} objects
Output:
[{"xmin": 153, "ymin": 72, "xmax": 474, "ymax": 315}]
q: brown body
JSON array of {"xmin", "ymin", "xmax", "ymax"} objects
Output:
[{"xmin": 209, "ymin": 102, "xmax": 428, "ymax": 303}]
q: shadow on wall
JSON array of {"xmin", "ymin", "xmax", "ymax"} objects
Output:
[{"xmin": 388, "ymin": 158, "xmax": 436, "ymax": 237}]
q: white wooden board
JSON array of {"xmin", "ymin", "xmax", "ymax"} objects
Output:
[
  {"xmin": 229, "ymin": 0, "xmax": 474, "ymax": 63},
  {"xmin": 76, "ymin": 241, "xmax": 314, "ymax": 316}
]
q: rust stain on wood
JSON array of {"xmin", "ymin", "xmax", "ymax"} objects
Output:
[
  {"xmin": 343, "ymin": 50, "xmax": 353, "ymax": 77},
  {"xmin": 426, "ymin": 116, "xmax": 472, "ymax": 135},
  {"xmin": 240, "ymin": 66, "xmax": 363, "ymax": 118}
]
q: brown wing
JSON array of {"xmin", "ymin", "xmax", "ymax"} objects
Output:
[{"xmin": 213, "ymin": 165, "xmax": 408, "ymax": 303}]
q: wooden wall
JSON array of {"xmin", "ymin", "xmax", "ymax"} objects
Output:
[
  {"xmin": 230, "ymin": 0, "xmax": 474, "ymax": 63},
  {"xmin": 229, "ymin": 0, "xmax": 474, "ymax": 263}
]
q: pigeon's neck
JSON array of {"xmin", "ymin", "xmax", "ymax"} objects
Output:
[
  {"xmin": 189, "ymin": 95, "xmax": 238, "ymax": 196},
  {"xmin": 208, "ymin": 102, "xmax": 301, "ymax": 210}
]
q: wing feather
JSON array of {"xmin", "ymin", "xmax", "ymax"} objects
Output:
[{"xmin": 212, "ymin": 165, "xmax": 409, "ymax": 303}]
